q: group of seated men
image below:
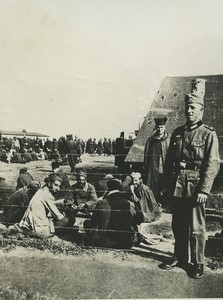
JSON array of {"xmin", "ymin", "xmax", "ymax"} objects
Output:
[{"xmin": 3, "ymin": 162, "xmax": 162, "ymax": 249}]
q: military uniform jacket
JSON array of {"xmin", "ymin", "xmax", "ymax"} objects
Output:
[{"xmin": 164, "ymin": 121, "xmax": 220, "ymax": 198}]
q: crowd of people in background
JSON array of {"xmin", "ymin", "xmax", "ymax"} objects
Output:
[{"xmin": 0, "ymin": 134, "xmax": 118, "ymax": 165}]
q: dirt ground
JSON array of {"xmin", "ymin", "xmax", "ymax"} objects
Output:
[
  {"xmin": 0, "ymin": 154, "xmax": 222, "ymax": 299},
  {"xmin": 0, "ymin": 154, "xmax": 221, "ymax": 250}
]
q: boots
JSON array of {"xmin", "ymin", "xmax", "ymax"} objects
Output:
[{"xmin": 192, "ymin": 264, "xmax": 204, "ymax": 279}]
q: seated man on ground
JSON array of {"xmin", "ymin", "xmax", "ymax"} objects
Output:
[
  {"xmin": 70, "ymin": 169, "xmax": 98, "ymax": 215},
  {"xmin": 16, "ymin": 167, "xmax": 34, "ymax": 190},
  {"xmin": 84, "ymin": 178, "xmax": 143, "ymax": 249},
  {"xmin": 4, "ymin": 181, "xmax": 40, "ymax": 225},
  {"xmin": 21, "ymin": 149, "xmax": 32, "ymax": 163},
  {"xmin": 95, "ymin": 173, "xmax": 114, "ymax": 199},
  {"xmin": 51, "ymin": 161, "xmax": 72, "ymax": 202},
  {"xmin": 130, "ymin": 172, "xmax": 162, "ymax": 222},
  {"xmin": 19, "ymin": 174, "xmax": 75, "ymax": 238},
  {"xmin": 30, "ymin": 148, "xmax": 38, "ymax": 161},
  {"xmin": 121, "ymin": 174, "xmax": 133, "ymax": 199},
  {"xmin": 37, "ymin": 148, "xmax": 47, "ymax": 160},
  {"xmin": 129, "ymin": 172, "xmax": 162, "ymax": 241}
]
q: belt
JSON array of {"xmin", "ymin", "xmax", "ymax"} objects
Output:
[{"xmin": 179, "ymin": 161, "xmax": 200, "ymax": 170}]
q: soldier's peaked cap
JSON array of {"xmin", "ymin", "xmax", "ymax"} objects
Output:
[
  {"xmin": 154, "ymin": 117, "xmax": 167, "ymax": 126},
  {"xmin": 185, "ymin": 93, "xmax": 204, "ymax": 106}
]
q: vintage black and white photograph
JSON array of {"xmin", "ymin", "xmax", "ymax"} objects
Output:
[{"xmin": 0, "ymin": 0, "xmax": 222, "ymax": 299}]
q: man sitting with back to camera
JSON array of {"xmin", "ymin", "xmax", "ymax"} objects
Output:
[{"xmin": 84, "ymin": 178, "xmax": 143, "ymax": 248}]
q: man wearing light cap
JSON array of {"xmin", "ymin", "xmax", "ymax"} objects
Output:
[
  {"xmin": 144, "ymin": 116, "xmax": 170, "ymax": 203},
  {"xmin": 162, "ymin": 92, "xmax": 220, "ymax": 279}
]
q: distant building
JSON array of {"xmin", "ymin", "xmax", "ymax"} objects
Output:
[{"xmin": 0, "ymin": 130, "xmax": 49, "ymax": 139}]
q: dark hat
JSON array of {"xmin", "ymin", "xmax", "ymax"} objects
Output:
[
  {"xmin": 185, "ymin": 93, "xmax": 204, "ymax": 106},
  {"xmin": 154, "ymin": 117, "xmax": 167, "ymax": 126},
  {"xmin": 19, "ymin": 167, "xmax": 28, "ymax": 174},
  {"xmin": 51, "ymin": 161, "xmax": 60, "ymax": 169},
  {"xmin": 107, "ymin": 179, "xmax": 122, "ymax": 191}
]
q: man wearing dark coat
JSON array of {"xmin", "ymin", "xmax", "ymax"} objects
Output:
[
  {"xmin": 144, "ymin": 117, "xmax": 170, "ymax": 203},
  {"xmin": 16, "ymin": 168, "xmax": 34, "ymax": 190},
  {"xmin": 97, "ymin": 139, "xmax": 103, "ymax": 155},
  {"xmin": 11, "ymin": 151, "xmax": 23, "ymax": 163},
  {"xmin": 43, "ymin": 138, "xmax": 53, "ymax": 159},
  {"xmin": 103, "ymin": 138, "xmax": 110, "ymax": 155},
  {"xmin": 84, "ymin": 179, "xmax": 142, "ymax": 248},
  {"xmin": 4, "ymin": 181, "xmax": 40, "ymax": 224},
  {"xmin": 67, "ymin": 135, "xmax": 82, "ymax": 173}
]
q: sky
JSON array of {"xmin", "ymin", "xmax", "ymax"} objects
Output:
[{"xmin": 1, "ymin": 0, "xmax": 223, "ymax": 140}]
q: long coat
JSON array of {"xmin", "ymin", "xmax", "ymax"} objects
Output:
[
  {"xmin": 132, "ymin": 184, "xmax": 162, "ymax": 222},
  {"xmin": 89, "ymin": 192, "xmax": 134, "ymax": 248},
  {"xmin": 144, "ymin": 131, "xmax": 170, "ymax": 200},
  {"xmin": 4, "ymin": 187, "xmax": 34, "ymax": 224},
  {"xmin": 67, "ymin": 139, "xmax": 82, "ymax": 172}
]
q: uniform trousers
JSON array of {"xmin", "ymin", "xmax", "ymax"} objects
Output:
[{"xmin": 172, "ymin": 197, "xmax": 206, "ymax": 265}]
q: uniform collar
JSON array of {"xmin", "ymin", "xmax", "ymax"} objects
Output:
[{"xmin": 185, "ymin": 120, "xmax": 203, "ymax": 131}]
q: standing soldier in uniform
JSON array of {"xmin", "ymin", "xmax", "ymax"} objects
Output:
[
  {"xmin": 144, "ymin": 117, "xmax": 170, "ymax": 204},
  {"xmin": 162, "ymin": 91, "xmax": 220, "ymax": 279}
]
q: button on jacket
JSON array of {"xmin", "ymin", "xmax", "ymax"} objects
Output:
[{"xmin": 164, "ymin": 121, "xmax": 220, "ymax": 198}]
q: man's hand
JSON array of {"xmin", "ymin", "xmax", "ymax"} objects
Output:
[
  {"xmin": 130, "ymin": 185, "xmax": 135, "ymax": 194},
  {"xmin": 197, "ymin": 193, "xmax": 208, "ymax": 204},
  {"xmin": 78, "ymin": 203, "xmax": 87, "ymax": 210}
]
